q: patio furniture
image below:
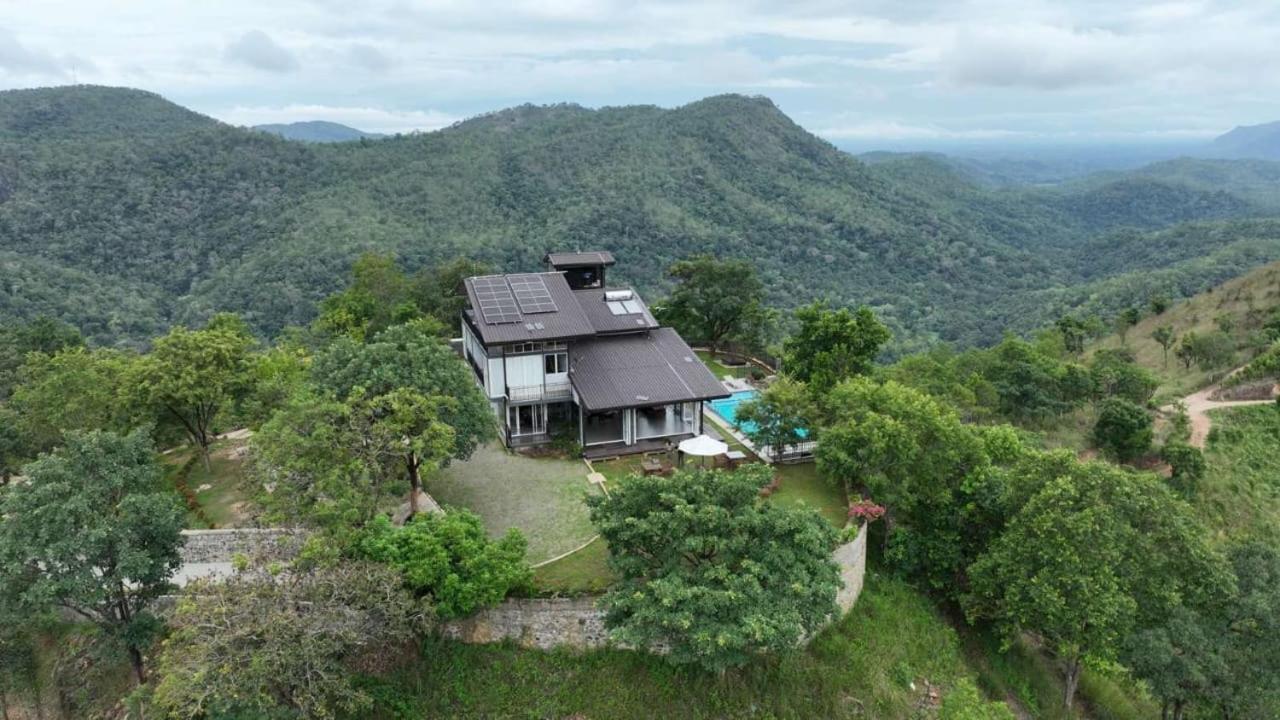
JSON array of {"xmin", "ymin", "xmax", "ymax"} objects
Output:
[
  {"xmin": 641, "ymin": 456, "xmax": 665, "ymax": 476},
  {"xmin": 725, "ymin": 449, "xmax": 748, "ymax": 468},
  {"xmin": 677, "ymin": 434, "xmax": 729, "ymax": 467}
]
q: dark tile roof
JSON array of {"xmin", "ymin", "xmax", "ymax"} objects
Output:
[
  {"xmin": 545, "ymin": 251, "xmax": 616, "ymax": 268},
  {"xmin": 571, "ymin": 287, "xmax": 659, "ymax": 334},
  {"xmin": 569, "ymin": 328, "xmax": 730, "ymax": 411},
  {"xmin": 463, "ymin": 272, "xmax": 595, "ymax": 345}
]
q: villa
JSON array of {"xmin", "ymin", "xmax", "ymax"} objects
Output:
[{"xmin": 460, "ymin": 251, "xmax": 730, "ymax": 457}]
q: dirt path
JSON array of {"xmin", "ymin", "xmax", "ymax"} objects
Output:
[{"xmin": 1163, "ymin": 373, "xmax": 1277, "ymax": 449}]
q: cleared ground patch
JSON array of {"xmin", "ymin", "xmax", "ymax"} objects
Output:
[{"xmin": 161, "ymin": 438, "xmax": 253, "ymax": 528}]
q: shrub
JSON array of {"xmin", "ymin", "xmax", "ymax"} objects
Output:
[
  {"xmin": 354, "ymin": 511, "xmax": 531, "ymax": 618},
  {"xmin": 1092, "ymin": 398, "xmax": 1153, "ymax": 462}
]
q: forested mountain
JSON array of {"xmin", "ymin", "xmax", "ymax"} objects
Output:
[
  {"xmin": 253, "ymin": 121, "xmax": 386, "ymax": 143},
  {"xmin": 1213, "ymin": 120, "xmax": 1280, "ymax": 160},
  {"xmin": 2, "ymin": 85, "xmax": 1280, "ymax": 352}
]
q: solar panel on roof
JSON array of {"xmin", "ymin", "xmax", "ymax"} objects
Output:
[
  {"xmin": 507, "ymin": 274, "xmax": 558, "ymax": 314},
  {"xmin": 472, "ymin": 276, "xmax": 521, "ymax": 325}
]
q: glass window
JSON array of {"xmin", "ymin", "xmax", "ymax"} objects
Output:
[{"xmin": 545, "ymin": 352, "xmax": 568, "ymax": 374}]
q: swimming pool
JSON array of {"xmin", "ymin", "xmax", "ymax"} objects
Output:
[{"xmin": 707, "ymin": 390, "xmax": 810, "ymax": 438}]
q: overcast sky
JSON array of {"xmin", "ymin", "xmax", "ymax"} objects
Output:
[{"xmin": 3, "ymin": 1, "xmax": 1279, "ymax": 147}]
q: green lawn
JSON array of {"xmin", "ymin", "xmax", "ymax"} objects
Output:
[
  {"xmin": 696, "ymin": 350, "xmax": 752, "ymax": 380},
  {"xmin": 362, "ymin": 573, "xmax": 1000, "ymax": 719},
  {"xmin": 770, "ymin": 462, "xmax": 848, "ymax": 528},
  {"xmin": 428, "ymin": 443, "xmax": 600, "ymax": 564},
  {"xmin": 532, "ymin": 537, "xmax": 615, "ymax": 595},
  {"xmin": 160, "ymin": 439, "xmax": 252, "ymax": 528}
]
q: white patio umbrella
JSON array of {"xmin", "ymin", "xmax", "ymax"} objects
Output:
[{"xmin": 677, "ymin": 434, "xmax": 729, "ymax": 467}]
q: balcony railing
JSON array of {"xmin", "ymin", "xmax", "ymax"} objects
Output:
[{"xmin": 508, "ymin": 381, "xmax": 573, "ymax": 403}]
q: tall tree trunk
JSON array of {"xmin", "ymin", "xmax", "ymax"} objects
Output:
[
  {"xmin": 1063, "ymin": 654, "xmax": 1082, "ymax": 711},
  {"xmin": 407, "ymin": 455, "xmax": 420, "ymax": 518},
  {"xmin": 1173, "ymin": 700, "xmax": 1185, "ymax": 720},
  {"xmin": 1161, "ymin": 700, "xmax": 1170, "ymax": 720}
]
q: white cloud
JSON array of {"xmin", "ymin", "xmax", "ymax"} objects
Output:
[
  {"xmin": 1, "ymin": 0, "xmax": 1279, "ymax": 144},
  {"xmin": 216, "ymin": 104, "xmax": 460, "ymax": 134},
  {"xmin": 225, "ymin": 30, "xmax": 299, "ymax": 73}
]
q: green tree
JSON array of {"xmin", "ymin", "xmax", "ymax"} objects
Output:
[
  {"xmin": 1055, "ymin": 315, "xmax": 1088, "ymax": 355},
  {"xmin": 310, "ymin": 320, "xmax": 493, "ymax": 463},
  {"xmin": 152, "ymin": 561, "xmax": 427, "ymax": 719},
  {"xmin": 251, "ymin": 393, "xmax": 395, "ymax": 530},
  {"xmin": 1117, "ymin": 307, "xmax": 1142, "ymax": 346},
  {"xmin": 354, "ymin": 511, "xmax": 530, "ymax": 618},
  {"xmin": 734, "ymin": 376, "xmax": 813, "ymax": 461},
  {"xmin": 0, "ymin": 316, "xmax": 83, "ymax": 399},
  {"xmin": 654, "ymin": 255, "xmax": 772, "ymax": 354},
  {"xmin": 815, "ymin": 377, "xmax": 1015, "ymax": 597},
  {"xmin": 1175, "ymin": 333, "xmax": 1198, "ymax": 370},
  {"xmin": 1152, "ymin": 325, "xmax": 1176, "ymax": 368},
  {"xmin": 1092, "ymin": 397, "xmax": 1153, "ymax": 462},
  {"xmin": 1208, "ymin": 541, "xmax": 1280, "ymax": 719},
  {"xmin": 1160, "ymin": 442, "xmax": 1205, "ymax": 499},
  {"xmin": 1126, "ymin": 605, "xmax": 1226, "ymax": 720},
  {"xmin": 0, "ymin": 406, "xmax": 24, "ymax": 485},
  {"xmin": 127, "ymin": 313, "xmax": 255, "ymax": 468},
  {"xmin": 1187, "ymin": 330, "xmax": 1236, "ymax": 370},
  {"xmin": 965, "ymin": 460, "xmax": 1229, "ymax": 711},
  {"xmin": 8, "ymin": 346, "xmax": 136, "ymax": 456},
  {"xmin": 586, "ymin": 465, "xmax": 839, "ymax": 672},
  {"xmin": 781, "ymin": 301, "xmax": 891, "ymax": 388},
  {"xmin": 0, "ymin": 430, "xmax": 184, "ymax": 684},
  {"xmin": 358, "ymin": 389, "xmax": 457, "ymax": 518},
  {"xmin": 315, "ymin": 252, "xmax": 417, "ymax": 341},
  {"xmin": 412, "ymin": 256, "xmax": 492, "ymax": 331},
  {"xmin": 982, "ymin": 336, "xmax": 1091, "ymax": 422},
  {"xmin": 1089, "ymin": 349, "xmax": 1159, "ymax": 404},
  {"xmin": 1149, "ymin": 294, "xmax": 1171, "ymax": 315}
]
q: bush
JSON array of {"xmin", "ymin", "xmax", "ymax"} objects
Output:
[
  {"xmin": 353, "ymin": 511, "xmax": 531, "ymax": 618},
  {"xmin": 1092, "ymin": 398, "xmax": 1153, "ymax": 462},
  {"xmin": 939, "ymin": 679, "xmax": 1017, "ymax": 720}
]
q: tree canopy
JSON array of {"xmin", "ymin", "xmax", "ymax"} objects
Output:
[
  {"xmin": 0, "ymin": 430, "xmax": 185, "ymax": 683},
  {"xmin": 965, "ymin": 458, "xmax": 1231, "ymax": 710},
  {"xmin": 587, "ymin": 465, "xmax": 840, "ymax": 672},
  {"xmin": 781, "ymin": 301, "xmax": 891, "ymax": 387}
]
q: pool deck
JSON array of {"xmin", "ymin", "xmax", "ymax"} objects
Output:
[{"xmin": 704, "ymin": 381, "xmax": 816, "ymax": 464}]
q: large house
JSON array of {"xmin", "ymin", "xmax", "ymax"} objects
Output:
[{"xmin": 460, "ymin": 251, "xmax": 730, "ymax": 456}]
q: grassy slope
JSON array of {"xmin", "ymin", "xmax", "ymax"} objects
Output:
[
  {"xmin": 1086, "ymin": 259, "xmax": 1280, "ymax": 401},
  {"xmin": 365, "ymin": 573, "xmax": 987, "ymax": 719},
  {"xmin": 1201, "ymin": 404, "xmax": 1280, "ymax": 540}
]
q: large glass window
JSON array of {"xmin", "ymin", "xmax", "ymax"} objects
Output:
[
  {"xmin": 507, "ymin": 403, "xmax": 546, "ymax": 437},
  {"xmin": 583, "ymin": 410, "xmax": 625, "ymax": 446}
]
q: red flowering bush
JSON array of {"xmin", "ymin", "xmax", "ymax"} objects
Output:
[{"xmin": 847, "ymin": 498, "xmax": 886, "ymax": 524}]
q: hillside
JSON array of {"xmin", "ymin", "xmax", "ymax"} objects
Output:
[
  {"xmin": 1213, "ymin": 120, "xmax": 1280, "ymax": 160},
  {"xmin": 1086, "ymin": 258, "xmax": 1280, "ymax": 398},
  {"xmin": 3, "ymin": 85, "xmax": 1280, "ymax": 351},
  {"xmin": 253, "ymin": 120, "xmax": 386, "ymax": 142}
]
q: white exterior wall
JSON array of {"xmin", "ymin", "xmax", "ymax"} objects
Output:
[{"xmin": 486, "ymin": 357, "xmax": 505, "ymax": 399}]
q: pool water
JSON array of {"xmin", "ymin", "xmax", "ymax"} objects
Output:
[{"xmin": 708, "ymin": 390, "xmax": 810, "ymax": 438}]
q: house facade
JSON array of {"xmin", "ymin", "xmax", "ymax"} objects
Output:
[{"xmin": 460, "ymin": 251, "xmax": 729, "ymax": 456}]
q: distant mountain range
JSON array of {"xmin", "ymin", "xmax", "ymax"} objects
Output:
[
  {"xmin": 1213, "ymin": 120, "xmax": 1280, "ymax": 161},
  {"xmin": 252, "ymin": 120, "xmax": 386, "ymax": 143},
  {"xmin": 2, "ymin": 85, "xmax": 1280, "ymax": 354}
]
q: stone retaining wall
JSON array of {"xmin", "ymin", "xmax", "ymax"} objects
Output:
[
  {"xmin": 439, "ymin": 522, "xmax": 869, "ymax": 651},
  {"xmin": 179, "ymin": 528, "xmax": 307, "ymax": 564}
]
